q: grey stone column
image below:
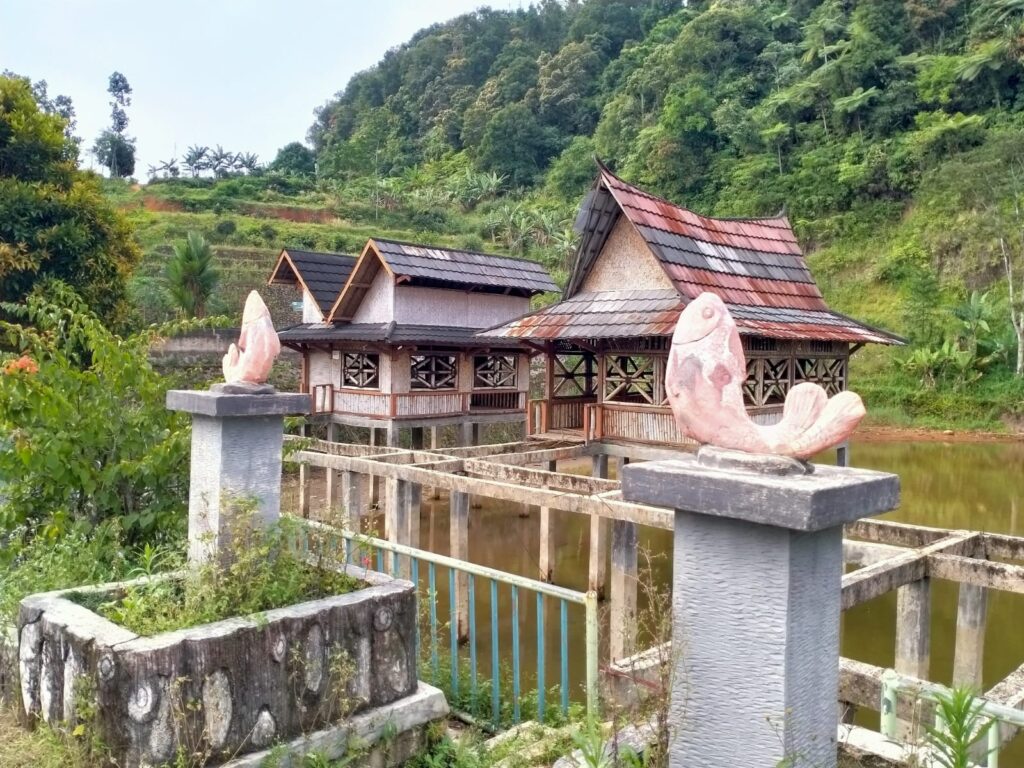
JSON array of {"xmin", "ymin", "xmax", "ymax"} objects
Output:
[
  {"xmin": 167, "ymin": 390, "xmax": 310, "ymax": 565},
  {"xmin": 621, "ymin": 447, "xmax": 899, "ymax": 768}
]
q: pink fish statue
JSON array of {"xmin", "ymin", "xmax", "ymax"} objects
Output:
[
  {"xmin": 665, "ymin": 292, "xmax": 864, "ymax": 459},
  {"xmin": 222, "ymin": 291, "xmax": 281, "ymax": 385}
]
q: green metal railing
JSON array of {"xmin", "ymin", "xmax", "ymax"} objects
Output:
[
  {"xmin": 292, "ymin": 518, "xmax": 600, "ymax": 727},
  {"xmin": 880, "ymin": 669, "xmax": 1021, "ymax": 768}
]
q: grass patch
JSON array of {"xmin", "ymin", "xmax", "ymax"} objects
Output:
[{"xmin": 67, "ymin": 517, "xmax": 361, "ymax": 636}]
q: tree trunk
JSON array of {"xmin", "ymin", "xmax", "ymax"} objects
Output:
[{"xmin": 1016, "ymin": 317, "xmax": 1024, "ymax": 377}]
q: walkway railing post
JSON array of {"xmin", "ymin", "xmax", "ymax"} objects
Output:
[{"xmin": 622, "ymin": 447, "xmax": 899, "ymax": 768}]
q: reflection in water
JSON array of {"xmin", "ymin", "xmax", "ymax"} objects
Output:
[{"xmin": 285, "ymin": 441, "xmax": 1024, "ymax": 754}]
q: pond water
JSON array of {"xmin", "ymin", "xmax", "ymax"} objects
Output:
[{"xmin": 285, "ymin": 439, "xmax": 1024, "ymax": 749}]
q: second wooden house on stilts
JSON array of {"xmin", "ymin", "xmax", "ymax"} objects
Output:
[
  {"xmin": 269, "ymin": 239, "xmax": 558, "ymax": 448},
  {"xmin": 480, "ymin": 162, "xmax": 903, "ymax": 450}
]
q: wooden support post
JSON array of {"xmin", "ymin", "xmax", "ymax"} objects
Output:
[
  {"xmin": 952, "ymin": 583, "xmax": 988, "ymax": 690},
  {"xmin": 450, "ymin": 489, "xmax": 470, "ymax": 641},
  {"xmin": 610, "ymin": 456, "xmax": 637, "ymax": 660},
  {"xmin": 298, "ymin": 422, "xmax": 310, "ymax": 519},
  {"xmin": 324, "ymin": 422, "xmax": 338, "ymax": 519},
  {"xmin": 590, "ymin": 454, "xmax": 609, "ymax": 596},
  {"xmin": 539, "ymin": 460, "xmax": 556, "ymax": 582},
  {"xmin": 340, "ymin": 471, "xmax": 367, "ymax": 531}
]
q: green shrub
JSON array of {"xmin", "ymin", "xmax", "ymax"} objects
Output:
[{"xmin": 0, "ymin": 284, "xmax": 191, "ymax": 541}]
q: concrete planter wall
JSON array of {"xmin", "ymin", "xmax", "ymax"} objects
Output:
[{"xmin": 17, "ymin": 567, "xmax": 416, "ymax": 768}]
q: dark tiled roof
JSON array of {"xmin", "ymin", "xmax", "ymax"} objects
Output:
[
  {"xmin": 372, "ymin": 238, "xmax": 559, "ymax": 294},
  {"xmin": 479, "ymin": 290, "xmax": 903, "ymax": 345},
  {"xmin": 269, "ymin": 249, "xmax": 357, "ymax": 316},
  {"xmin": 279, "ymin": 322, "xmax": 525, "ymax": 348}
]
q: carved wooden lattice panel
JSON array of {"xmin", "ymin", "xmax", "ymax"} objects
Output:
[
  {"xmin": 762, "ymin": 357, "xmax": 791, "ymax": 405},
  {"xmin": 410, "ymin": 354, "xmax": 457, "ymax": 390},
  {"xmin": 743, "ymin": 358, "xmax": 761, "ymax": 406},
  {"xmin": 604, "ymin": 355, "xmax": 656, "ymax": 404},
  {"xmin": 794, "ymin": 358, "xmax": 847, "ymax": 395},
  {"xmin": 552, "ymin": 354, "xmax": 597, "ymax": 398},
  {"xmin": 341, "ymin": 353, "xmax": 380, "ymax": 389},
  {"xmin": 474, "ymin": 355, "xmax": 518, "ymax": 389}
]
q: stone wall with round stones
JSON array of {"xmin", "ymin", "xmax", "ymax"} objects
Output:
[{"xmin": 17, "ymin": 567, "xmax": 415, "ymax": 768}]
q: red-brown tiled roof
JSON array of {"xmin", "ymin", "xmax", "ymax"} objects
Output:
[
  {"xmin": 504, "ymin": 163, "xmax": 903, "ymax": 345},
  {"xmin": 596, "ymin": 164, "xmax": 829, "ymax": 311},
  {"xmin": 479, "ymin": 290, "xmax": 903, "ymax": 345}
]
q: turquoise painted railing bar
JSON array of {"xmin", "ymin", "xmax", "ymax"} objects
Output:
[
  {"xmin": 880, "ymin": 668, "xmax": 1022, "ymax": 768},
  {"xmin": 292, "ymin": 518, "xmax": 600, "ymax": 725}
]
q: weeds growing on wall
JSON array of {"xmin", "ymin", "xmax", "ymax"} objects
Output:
[{"xmin": 70, "ymin": 505, "xmax": 362, "ymax": 636}]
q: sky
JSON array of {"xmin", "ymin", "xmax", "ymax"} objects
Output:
[{"xmin": 2, "ymin": 0, "xmax": 499, "ymax": 177}]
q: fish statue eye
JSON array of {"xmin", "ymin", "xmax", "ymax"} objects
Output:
[{"xmin": 702, "ymin": 306, "xmax": 715, "ymax": 320}]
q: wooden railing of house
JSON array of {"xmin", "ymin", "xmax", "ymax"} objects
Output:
[{"xmin": 469, "ymin": 390, "xmax": 525, "ymax": 411}]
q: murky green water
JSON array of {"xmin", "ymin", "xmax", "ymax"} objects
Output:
[{"xmin": 287, "ymin": 440, "xmax": 1024, "ymax": 749}]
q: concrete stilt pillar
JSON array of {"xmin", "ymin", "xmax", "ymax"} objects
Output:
[
  {"xmin": 450, "ymin": 490, "xmax": 470, "ymax": 641},
  {"xmin": 539, "ymin": 460, "xmax": 557, "ymax": 582},
  {"xmin": 386, "ymin": 423, "xmax": 400, "ymax": 448},
  {"xmin": 166, "ymin": 389, "xmax": 310, "ymax": 565},
  {"xmin": 341, "ymin": 471, "xmax": 367, "ymax": 531},
  {"xmin": 622, "ymin": 447, "xmax": 899, "ymax": 768},
  {"xmin": 610, "ymin": 456, "xmax": 637, "ymax": 661},
  {"xmin": 589, "ymin": 454, "xmax": 609, "ymax": 596},
  {"xmin": 324, "ymin": 422, "xmax": 339, "ymax": 520},
  {"xmin": 836, "ymin": 441, "xmax": 850, "ymax": 467},
  {"xmin": 430, "ymin": 427, "xmax": 441, "ymax": 499},
  {"xmin": 384, "ymin": 477, "xmax": 420, "ymax": 578},
  {"xmin": 458, "ymin": 421, "xmax": 473, "ymax": 447},
  {"xmin": 298, "ymin": 421, "xmax": 311, "ymax": 519},
  {"xmin": 369, "ymin": 427, "xmax": 380, "ymax": 508},
  {"xmin": 895, "ymin": 577, "xmax": 931, "ymax": 740},
  {"xmin": 952, "ymin": 583, "xmax": 988, "ymax": 690}
]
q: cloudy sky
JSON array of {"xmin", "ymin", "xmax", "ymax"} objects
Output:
[{"xmin": 3, "ymin": 0, "xmax": 497, "ymax": 176}]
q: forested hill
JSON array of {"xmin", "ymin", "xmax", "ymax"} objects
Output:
[{"xmin": 302, "ymin": 0, "xmax": 1024, "ymax": 429}]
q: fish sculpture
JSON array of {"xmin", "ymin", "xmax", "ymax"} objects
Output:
[
  {"xmin": 222, "ymin": 291, "xmax": 281, "ymax": 385},
  {"xmin": 665, "ymin": 292, "xmax": 864, "ymax": 459}
]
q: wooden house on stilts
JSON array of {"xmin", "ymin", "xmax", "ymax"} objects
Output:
[
  {"xmin": 269, "ymin": 239, "xmax": 558, "ymax": 447},
  {"xmin": 480, "ymin": 163, "xmax": 902, "ymax": 449}
]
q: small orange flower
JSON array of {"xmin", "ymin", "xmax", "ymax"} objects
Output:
[{"xmin": 3, "ymin": 355, "xmax": 38, "ymax": 375}]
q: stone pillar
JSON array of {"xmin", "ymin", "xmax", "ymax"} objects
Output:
[
  {"xmin": 589, "ymin": 454, "xmax": 609, "ymax": 596},
  {"xmin": 952, "ymin": 583, "xmax": 988, "ymax": 689},
  {"xmin": 167, "ymin": 390, "xmax": 310, "ymax": 565},
  {"xmin": 610, "ymin": 456, "xmax": 637, "ymax": 661},
  {"xmin": 450, "ymin": 490, "xmax": 470, "ymax": 641},
  {"xmin": 622, "ymin": 447, "xmax": 899, "ymax": 768},
  {"xmin": 385, "ymin": 478, "xmax": 420, "ymax": 578}
]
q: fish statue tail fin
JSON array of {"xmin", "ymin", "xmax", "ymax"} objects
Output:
[
  {"xmin": 223, "ymin": 343, "xmax": 241, "ymax": 382},
  {"xmin": 783, "ymin": 391, "xmax": 866, "ymax": 460}
]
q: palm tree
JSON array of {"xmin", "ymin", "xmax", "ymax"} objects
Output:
[
  {"xmin": 165, "ymin": 231, "xmax": 219, "ymax": 318},
  {"xmin": 183, "ymin": 145, "xmax": 209, "ymax": 177},
  {"xmin": 208, "ymin": 145, "xmax": 234, "ymax": 178}
]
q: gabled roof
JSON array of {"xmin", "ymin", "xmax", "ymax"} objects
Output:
[
  {"xmin": 487, "ymin": 163, "xmax": 902, "ymax": 345},
  {"xmin": 479, "ymin": 289, "xmax": 904, "ymax": 345},
  {"xmin": 268, "ymin": 248, "xmax": 357, "ymax": 317},
  {"xmin": 328, "ymin": 238, "xmax": 558, "ymax": 322}
]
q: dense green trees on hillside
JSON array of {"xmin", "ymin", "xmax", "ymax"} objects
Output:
[{"xmin": 0, "ymin": 75, "xmax": 140, "ymax": 327}]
